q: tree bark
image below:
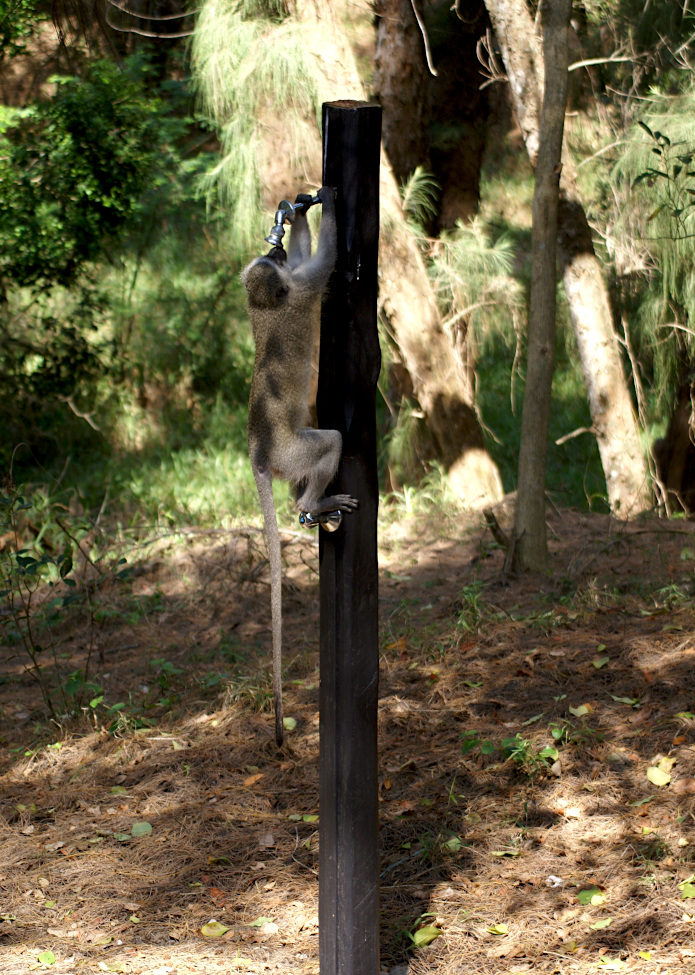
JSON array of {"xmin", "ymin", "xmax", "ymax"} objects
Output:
[
  {"xmin": 507, "ymin": 0, "xmax": 571, "ymax": 573},
  {"xmin": 297, "ymin": 0, "xmax": 503, "ymax": 505},
  {"xmin": 373, "ymin": 0, "xmax": 490, "ymax": 230},
  {"xmin": 482, "ymin": 0, "xmax": 651, "ymax": 517},
  {"xmin": 373, "ymin": 0, "xmax": 429, "ymax": 186}
]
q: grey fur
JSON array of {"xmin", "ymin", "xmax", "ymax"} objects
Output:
[{"xmin": 243, "ymin": 187, "xmax": 358, "ymax": 746}]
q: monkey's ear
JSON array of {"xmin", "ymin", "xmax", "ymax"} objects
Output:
[{"xmin": 242, "ymin": 258, "xmax": 288, "ymax": 309}]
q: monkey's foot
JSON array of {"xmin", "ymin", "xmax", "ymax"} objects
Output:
[
  {"xmin": 298, "ymin": 495, "xmax": 359, "ymax": 531},
  {"xmin": 299, "ymin": 510, "xmax": 344, "ymax": 532}
]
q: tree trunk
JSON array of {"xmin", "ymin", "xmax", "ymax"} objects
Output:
[
  {"xmin": 373, "ymin": 0, "xmax": 429, "ymax": 186},
  {"xmin": 507, "ymin": 0, "xmax": 571, "ymax": 573},
  {"xmin": 297, "ymin": 0, "xmax": 503, "ymax": 506},
  {"xmin": 373, "ymin": 0, "xmax": 490, "ymax": 230},
  {"xmin": 482, "ymin": 0, "xmax": 651, "ymax": 517},
  {"xmin": 558, "ymin": 200, "xmax": 650, "ymax": 515}
]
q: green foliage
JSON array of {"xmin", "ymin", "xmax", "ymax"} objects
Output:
[
  {"xmin": 578, "ymin": 0, "xmax": 693, "ymax": 94},
  {"xmin": 0, "ymin": 59, "xmax": 175, "ymax": 288},
  {"xmin": 456, "ymin": 581, "xmax": 486, "ymax": 633},
  {"xmin": 401, "ymin": 166, "xmax": 439, "ymax": 233},
  {"xmin": 0, "ymin": 52, "xmax": 259, "ymax": 489},
  {"xmin": 0, "ymin": 479, "xmax": 131, "ymax": 717},
  {"xmin": 460, "ymin": 729, "xmax": 559, "ymax": 777},
  {"xmin": 613, "ymin": 86, "xmax": 695, "ymax": 410},
  {"xmin": 0, "ymin": 0, "xmax": 46, "ymax": 62},
  {"xmin": 0, "ymin": 57, "xmax": 208, "ymax": 471},
  {"xmin": 429, "ymin": 217, "xmax": 524, "ymax": 349},
  {"xmin": 476, "ymin": 324, "xmax": 606, "ymax": 507}
]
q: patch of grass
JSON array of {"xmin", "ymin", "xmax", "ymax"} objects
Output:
[
  {"xmin": 455, "ymin": 581, "xmax": 487, "ymax": 633},
  {"xmin": 477, "ymin": 326, "xmax": 607, "ymax": 510},
  {"xmin": 460, "ymin": 729, "xmax": 559, "ymax": 778}
]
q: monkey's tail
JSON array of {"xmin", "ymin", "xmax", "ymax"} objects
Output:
[{"xmin": 254, "ymin": 467, "xmax": 284, "ymax": 747}]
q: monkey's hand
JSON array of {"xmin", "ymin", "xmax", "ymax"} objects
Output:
[
  {"xmin": 318, "ymin": 185, "xmax": 337, "ymax": 207},
  {"xmin": 294, "ymin": 193, "xmax": 314, "ymax": 213},
  {"xmin": 308, "ymin": 494, "xmax": 359, "ymax": 516}
]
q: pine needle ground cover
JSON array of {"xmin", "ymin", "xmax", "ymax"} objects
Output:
[{"xmin": 1, "ymin": 507, "xmax": 695, "ymax": 974}]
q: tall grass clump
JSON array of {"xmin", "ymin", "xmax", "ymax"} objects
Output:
[
  {"xmin": 191, "ymin": 0, "xmax": 324, "ymax": 249},
  {"xmin": 612, "ymin": 84, "xmax": 695, "ymax": 419}
]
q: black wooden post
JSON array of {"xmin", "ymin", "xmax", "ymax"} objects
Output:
[{"xmin": 317, "ymin": 101, "xmax": 382, "ymax": 975}]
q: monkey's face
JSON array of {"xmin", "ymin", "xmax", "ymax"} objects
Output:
[{"xmin": 242, "ymin": 255, "xmax": 290, "ymax": 310}]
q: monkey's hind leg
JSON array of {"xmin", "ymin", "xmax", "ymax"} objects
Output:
[{"xmin": 292, "ymin": 429, "xmax": 359, "ymax": 529}]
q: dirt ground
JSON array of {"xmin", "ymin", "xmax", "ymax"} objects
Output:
[{"xmin": 2, "ymin": 503, "xmax": 695, "ymax": 974}]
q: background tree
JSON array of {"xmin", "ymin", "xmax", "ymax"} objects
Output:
[
  {"xmin": 506, "ymin": 0, "xmax": 571, "ymax": 572},
  {"xmin": 482, "ymin": 0, "xmax": 651, "ymax": 518},
  {"xmin": 373, "ymin": 0, "xmax": 491, "ymax": 230}
]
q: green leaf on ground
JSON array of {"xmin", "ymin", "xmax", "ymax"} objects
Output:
[
  {"xmin": 628, "ymin": 796, "xmax": 653, "ymax": 807},
  {"xmin": 610, "ymin": 695, "xmax": 640, "ymax": 706},
  {"xmin": 201, "ymin": 920, "xmax": 230, "ymax": 937},
  {"xmin": 578, "ymin": 887, "xmax": 606, "ymax": 906},
  {"xmin": 131, "ymin": 821, "xmax": 152, "ymax": 837},
  {"xmin": 646, "ymin": 766, "xmax": 671, "ymax": 787},
  {"xmin": 589, "ymin": 917, "xmax": 613, "ymax": 930},
  {"xmin": 679, "ymin": 877, "xmax": 695, "ymax": 900},
  {"xmin": 411, "ymin": 926, "xmax": 442, "ymax": 946}
]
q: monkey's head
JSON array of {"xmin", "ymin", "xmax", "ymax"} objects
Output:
[{"xmin": 241, "ymin": 251, "xmax": 290, "ymax": 309}]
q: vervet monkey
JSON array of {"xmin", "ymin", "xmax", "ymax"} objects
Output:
[{"xmin": 243, "ymin": 186, "xmax": 359, "ymax": 746}]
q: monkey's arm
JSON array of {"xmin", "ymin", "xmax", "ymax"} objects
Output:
[
  {"xmin": 294, "ymin": 187, "xmax": 337, "ymax": 292},
  {"xmin": 287, "ymin": 209, "xmax": 312, "ymax": 270}
]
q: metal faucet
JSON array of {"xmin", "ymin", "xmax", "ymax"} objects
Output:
[{"xmin": 264, "ymin": 193, "xmax": 321, "ymax": 247}]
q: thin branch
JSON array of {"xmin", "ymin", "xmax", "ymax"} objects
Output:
[
  {"xmin": 483, "ymin": 507, "xmax": 509, "ymax": 549},
  {"xmin": 555, "ymin": 426, "xmax": 595, "ymax": 446},
  {"xmin": 568, "ymin": 54, "xmax": 641, "ymax": 72},
  {"xmin": 410, "ymin": 0, "xmax": 437, "ymax": 77},
  {"xmin": 655, "ymin": 322, "xmax": 695, "ymax": 339},
  {"xmin": 441, "ymin": 299, "xmax": 497, "ymax": 332},
  {"xmin": 105, "ymin": 0, "xmax": 198, "ymax": 19},
  {"xmin": 105, "ymin": 12, "xmax": 193, "ymax": 37},
  {"xmin": 672, "ymin": 27, "xmax": 695, "ymax": 59},
  {"xmin": 61, "ymin": 396, "xmax": 100, "ymax": 431},
  {"xmin": 476, "ymin": 29, "xmax": 506, "ymax": 89},
  {"xmin": 577, "ymin": 139, "xmax": 624, "ymax": 168}
]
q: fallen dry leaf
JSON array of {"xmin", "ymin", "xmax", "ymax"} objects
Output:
[{"xmin": 673, "ymin": 778, "xmax": 695, "ymax": 795}]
